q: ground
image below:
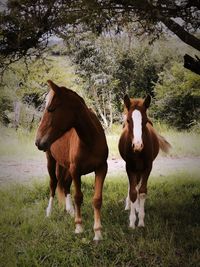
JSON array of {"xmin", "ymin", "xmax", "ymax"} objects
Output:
[{"xmin": 0, "ymin": 155, "xmax": 199, "ymax": 184}]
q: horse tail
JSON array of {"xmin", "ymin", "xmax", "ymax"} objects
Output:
[{"xmin": 158, "ymin": 134, "xmax": 171, "ymax": 154}]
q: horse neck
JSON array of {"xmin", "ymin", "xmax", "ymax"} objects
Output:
[{"xmin": 74, "ymin": 106, "xmax": 98, "ymax": 146}]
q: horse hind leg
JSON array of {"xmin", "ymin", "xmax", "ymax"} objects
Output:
[
  {"xmin": 56, "ymin": 165, "xmax": 75, "ymax": 217},
  {"xmin": 125, "ymin": 183, "xmax": 131, "ymax": 210},
  {"xmin": 64, "ymin": 175, "xmax": 75, "ymax": 217},
  {"xmin": 93, "ymin": 162, "xmax": 107, "ymax": 241},
  {"xmin": 46, "ymin": 152, "xmax": 57, "ymax": 217}
]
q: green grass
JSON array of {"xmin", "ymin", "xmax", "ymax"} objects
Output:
[{"xmin": 0, "ymin": 173, "xmax": 200, "ymax": 267}]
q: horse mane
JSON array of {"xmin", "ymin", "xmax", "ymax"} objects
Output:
[{"xmin": 62, "ymin": 87, "xmax": 87, "ymax": 106}]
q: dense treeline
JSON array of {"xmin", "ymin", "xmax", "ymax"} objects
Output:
[{"xmin": 0, "ymin": 34, "xmax": 200, "ymax": 131}]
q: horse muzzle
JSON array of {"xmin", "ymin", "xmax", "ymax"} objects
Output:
[
  {"xmin": 35, "ymin": 139, "xmax": 49, "ymax": 152},
  {"xmin": 132, "ymin": 142, "xmax": 144, "ymax": 152}
]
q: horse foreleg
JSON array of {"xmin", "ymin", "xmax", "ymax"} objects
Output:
[
  {"xmin": 125, "ymin": 183, "xmax": 131, "ymax": 210},
  {"xmin": 46, "ymin": 196, "xmax": 54, "ymax": 217},
  {"xmin": 46, "ymin": 152, "xmax": 57, "ymax": 217},
  {"xmin": 138, "ymin": 193, "xmax": 146, "ymax": 227},
  {"xmin": 138, "ymin": 166, "xmax": 152, "ymax": 227},
  {"xmin": 93, "ymin": 163, "xmax": 107, "ymax": 241},
  {"xmin": 127, "ymin": 167, "xmax": 138, "ymax": 229}
]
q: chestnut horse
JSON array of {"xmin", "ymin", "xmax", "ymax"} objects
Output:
[
  {"xmin": 35, "ymin": 80, "xmax": 108, "ymax": 241},
  {"xmin": 118, "ymin": 95, "xmax": 171, "ymax": 229}
]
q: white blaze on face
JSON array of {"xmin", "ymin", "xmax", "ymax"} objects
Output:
[{"xmin": 132, "ymin": 110, "xmax": 143, "ymax": 151}]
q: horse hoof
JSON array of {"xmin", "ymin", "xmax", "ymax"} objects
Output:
[
  {"xmin": 138, "ymin": 222, "xmax": 145, "ymax": 227},
  {"xmin": 93, "ymin": 230, "xmax": 103, "ymax": 241},
  {"xmin": 75, "ymin": 224, "xmax": 83, "ymax": 234},
  {"xmin": 125, "ymin": 205, "xmax": 130, "ymax": 210},
  {"xmin": 46, "ymin": 208, "xmax": 51, "ymax": 217},
  {"xmin": 66, "ymin": 209, "xmax": 75, "ymax": 217},
  {"xmin": 129, "ymin": 223, "xmax": 136, "ymax": 229}
]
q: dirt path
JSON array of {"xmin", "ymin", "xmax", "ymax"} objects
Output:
[{"xmin": 0, "ymin": 156, "xmax": 199, "ymax": 185}]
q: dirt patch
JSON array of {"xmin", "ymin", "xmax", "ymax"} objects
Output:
[{"xmin": 0, "ymin": 156, "xmax": 199, "ymax": 185}]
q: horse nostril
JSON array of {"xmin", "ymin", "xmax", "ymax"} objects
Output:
[
  {"xmin": 35, "ymin": 139, "xmax": 48, "ymax": 151},
  {"xmin": 133, "ymin": 142, "xmax": 144, "ymax": 152}
]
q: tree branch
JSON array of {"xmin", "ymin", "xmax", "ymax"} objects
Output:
[
  {"xmin": 159, "ymin": 17, "xmax": 200, "ymax": 52},
  {"xmin": 184, "ymin": 54, "xmax": 200, "ymax": 75}
]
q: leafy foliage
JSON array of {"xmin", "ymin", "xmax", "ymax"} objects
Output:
[
  {"xmin": 1, "ymin": 0, "xmax": 199, "ymax": 68},
  {"xmin": 0, "ymin": 34, "xmax": 199, "ymax": 131},
  {"xmin": 153, "ymin": 63, "xmax": 200, "ymax": 129},
  {"xmin": 0, "ymin": 54, "xmax": 83, "ymax": 129}
]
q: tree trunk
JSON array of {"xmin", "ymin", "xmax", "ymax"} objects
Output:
[{"xmin": 14, "ymin": 101, "xmax": 21, "ymax": 130}]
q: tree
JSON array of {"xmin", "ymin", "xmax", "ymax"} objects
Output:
[
  {"xmin": 153, "ymin": 62, "xmax": 200, "ymax": 129},
  {"xmin": 1, "ymin": 0, "xmax": 199, "ymax": 73},
  {"xmin": 0, "ymin": 52, "xmax": 83, "ymax": 129},
  {"xmin": 68, "ymin": 34, "xmax": 117, "ymax": 128},
  {"xmin": 67, "ymin": 33, "xmax": 181, "ymax": 127}
]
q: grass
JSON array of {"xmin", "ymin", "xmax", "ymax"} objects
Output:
[
  {"xmin": 106, "ymin": 124, "xmax": 200, "ymax": 158},
  {"xmin": 0, "ymin": 124, "xmax": 199, "ymax": 266},
  {"xmin": 0, "ymin": 173, "xmax": 200, "ymax": 267},
  {"xmin": 0, "ymin": 124, "xmax": 200, "ymax": 159}
]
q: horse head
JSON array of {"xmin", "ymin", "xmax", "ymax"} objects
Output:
[
  {"xmin": 124, "ymin": 94, "xmax": 151, "ymax": 152},
  {"xmin": 35, "ymin": 80, "xmax": 77, "ymax": 151}
]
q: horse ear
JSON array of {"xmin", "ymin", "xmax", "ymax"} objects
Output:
[
  {"xmin": 144, "ymin": 95, "xmax": 151, "ymax": 108},
  {"xmin": 124, "ymin": 95, "xmax": 131, "ymax": 110},
  {"xmin": 47, "ymin": 80, "xmax": 60, "ymax": 94}
]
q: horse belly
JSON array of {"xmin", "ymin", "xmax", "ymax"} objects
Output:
[
  {"xmin": 77, "ymin": 151, "xmax": 106, "ymax": 175},
  {"xmin": 127, "ymin": 156, "xmax": 146, "ymax": 172}
]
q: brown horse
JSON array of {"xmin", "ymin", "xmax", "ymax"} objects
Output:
[
  {"xmin": 118, "ymin": 95, "xmax": 171, "ymax": 229},
  {"xmin": 35, "ymin": 80, "xmax": 108, "ymax": 241}
]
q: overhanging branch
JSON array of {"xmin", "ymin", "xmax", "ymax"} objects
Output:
[
  {"xmin": 184, "ymin": 54, "xmax": 200, "ymax": 75},
  {"xmin": 160, "ymin": 17, "xmax": 200, "ymax": 52}
]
